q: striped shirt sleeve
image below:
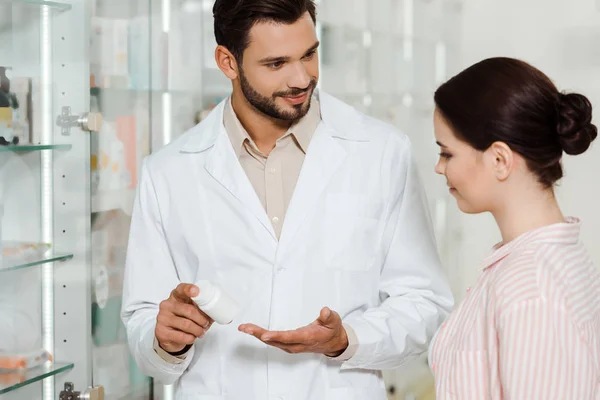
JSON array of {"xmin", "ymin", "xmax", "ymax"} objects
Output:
[{"xmin": 497, "ymin": 298, "xmax": 598, "ymax": 399}]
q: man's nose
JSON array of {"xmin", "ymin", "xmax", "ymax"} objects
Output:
[{"xmin": 287, "ymin": 62, "xmax": 311, "ymax": 90}]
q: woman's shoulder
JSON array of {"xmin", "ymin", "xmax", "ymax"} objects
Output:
[
  {"xmin": 486, "ymin": 247, "xmax": 541, "ymax": 309},
  {"xmin": 488, "ymin": 241, "xmax": 600, "ymax": 321}
]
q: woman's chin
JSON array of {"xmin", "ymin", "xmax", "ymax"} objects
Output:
[{"xmin": 454, "ymin": 196, "xmax": 481, "ymax": 214}]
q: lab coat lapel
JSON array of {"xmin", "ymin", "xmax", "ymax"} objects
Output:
[
  {"xmin": 202, "ymin": 118, "xmax": 278, "ymax": 242},
  {"xmin": 277, "ymin": 123, "xmax": 347, "ymax": 257},
  {"xmin": 179, "ymin": 91, "xmax": 369, "ymax": 248}
]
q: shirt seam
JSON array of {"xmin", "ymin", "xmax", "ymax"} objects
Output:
[{"xmin": 533, "ymin": 247, "xmax": 598, "ymax": 365}]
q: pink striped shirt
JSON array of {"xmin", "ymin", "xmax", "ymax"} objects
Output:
[{"xmin": 429, "ymin": 217, "xmax": 600, "ymax": 399}]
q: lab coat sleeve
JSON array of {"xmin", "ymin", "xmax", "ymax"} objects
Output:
[
  {"xmin": 121, "ymin": 158, "xmax": 195, "ymax": 384},
  {"xmin": 340, "ymin": 134, "xmax": 454, "ymax": 370}
]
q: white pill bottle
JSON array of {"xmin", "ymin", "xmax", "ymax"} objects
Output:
[{"xmin": 192, "ymin": 280, "xmax": 240, "ymax": 325}]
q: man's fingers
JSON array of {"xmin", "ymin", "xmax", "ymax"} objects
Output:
[
  {"xmin": 239, "ymin": 324, "xmax": 316, "ymax": 344},
  {"xmin": 156, "ymin": 325, "xmax": 197, "ymax": 347},
  {"xmin": 171, "ymin": 302, "xmax": 213, "ymax": 329},
  {"xmin": 159, "ymin": 314, "xmax": 206, "ymax": 338},
  {"xmin": 172, "ymin": 283, "xmax": 199, "ymax": 303},
  {"xmin": 317, "ymin": 307, "xmax": 337, "ymax": 328},
  {"xmin": 261, "ymin": 328, "xmax": 314, "ymax": 344},
  {"xmin": 238, "ymin": 323, "xmax": 268, "ymax": 339}
]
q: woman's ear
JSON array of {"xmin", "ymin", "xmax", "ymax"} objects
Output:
[{"xmin": 489, "ymin": 142, "xmax": 514, "ymax": 182}]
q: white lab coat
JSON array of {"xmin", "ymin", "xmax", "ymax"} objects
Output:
[{"xmin": 121, "ymin": 91, "xmax": 454, "ymax": 400}]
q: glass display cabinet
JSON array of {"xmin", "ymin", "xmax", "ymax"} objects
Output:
[
  {"xmin": 0, "ymin": 0, "xmax": 230, "ymax": 398},
  {"xmin": 1, "ymin": 0, "xmax": 100, "ymax": 398},
  {"xmin": 0, "ymin": 0, "xmax": 461, "ymax": 399}
]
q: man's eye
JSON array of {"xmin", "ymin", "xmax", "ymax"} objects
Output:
[
  {"xmin": 303, "ymin": 51, "xmax": 316, "ymax": 60},
  {"xmin": 268, "ymin": 62, "xmax": 284, "ymax": 69}
]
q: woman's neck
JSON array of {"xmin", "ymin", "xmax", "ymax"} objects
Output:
[{"xmin": 492, "ymin": 186, "xmax": 566, "ymax": 244}]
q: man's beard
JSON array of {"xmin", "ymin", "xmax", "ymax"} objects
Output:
[{"xmin": 239, "ymin": 68, "xmax": 317, "ymax": 123}]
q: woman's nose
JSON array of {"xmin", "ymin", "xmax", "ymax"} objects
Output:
[{"xmin": 434, "ymin": 160, "xmax": 445, "ymax": 175}]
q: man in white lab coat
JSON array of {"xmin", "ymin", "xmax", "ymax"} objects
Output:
[{"xmin": 121, "ymin": 0, "xmax": 454, "ymax": 398}]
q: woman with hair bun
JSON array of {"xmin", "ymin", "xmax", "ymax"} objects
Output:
[{"xmin": 429, "ymin": 57, "xmax": 600, "ymax": 399}]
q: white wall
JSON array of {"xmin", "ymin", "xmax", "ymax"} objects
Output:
[{"xmin": 444, "ymin": 0, "xmax": 600, "ymax": 300}]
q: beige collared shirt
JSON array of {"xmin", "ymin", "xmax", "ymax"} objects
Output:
[
  {"xmin": 154, "ymin": 95, "xmax": 358, "ymax": 363},
  {"xmin": 223, "ymin": 96, "xmax": 321, "ymax": 238}
]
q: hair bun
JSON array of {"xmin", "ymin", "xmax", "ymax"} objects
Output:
[{"xmin": 556, "ymin": 93, "xmax": 598, "ymax": 155}]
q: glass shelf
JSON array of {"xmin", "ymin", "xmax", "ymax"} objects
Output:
[
  {"xmin": 0, "ymin": 144, "xmax": 72, "ymax": 153},
  {"xmin": 90, "ymin": 87, "xmax": 205, "ymax": 96},
  {"xmin": 1, "ymin": 253, "xmax": 73, "ymax": 273},
  {"xmin": 4, "ymin": 0, "xmax": 72, "ymax": 11},
  {"xmin": 0, "ymin": 362, "xmax": 74, "ymax": 394}
]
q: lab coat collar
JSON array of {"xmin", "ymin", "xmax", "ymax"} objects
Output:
[{"xmin": 178, "ymin": 89, "xmax": 370, "ymax": 154}]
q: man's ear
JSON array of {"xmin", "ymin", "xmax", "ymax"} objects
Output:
[{"xmin": 215, "ymin": 45, "xmax": 239, "ymax": 80}]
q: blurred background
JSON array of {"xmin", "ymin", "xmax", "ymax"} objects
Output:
[{"xmin": 0, "ymin": 0, "xmax": 598, "ymax": 399}]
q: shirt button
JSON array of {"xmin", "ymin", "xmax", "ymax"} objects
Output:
[
  {"xmin": 272, "ymin": 216, "xmax": 280, "ymax": 224},
  {"xmin": 269, "ymin": 167, "xmax": 276, "ymax": 174}
]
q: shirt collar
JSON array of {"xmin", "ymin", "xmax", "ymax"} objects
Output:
[
  {"xmin": 481, "ymin": 216, "xmax": 582, "ymax": 270},
  {"xmin": 223, "ymin": 96, "xmax": 321, "ymax": 158}
]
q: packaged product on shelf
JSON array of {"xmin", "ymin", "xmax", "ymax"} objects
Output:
[
  {"xmin": 0, "ymin": 66, "xmax": 18, "ymax": 146},
  {"xmin": 0, "ymin": 369, "xmax": 26, "ymax": 386},
  {"xmin": 93, "ymin": 264, "xmax": 109, "ymax": 310},
  {"xmin": 0, "ymin": 107, "xmax": 13, "ymax": 145},
  {"xmin": 116, "ymin": 116, "xmax": 137, "ymax": 188},
  {"xmin": 0, "ymin": 67, "xmax": 32, "ymax": 146},
  {"xmin": 1, "ymin": 241, "xmax": 51, "ymax": 266},
  {"xmin": 90, "ymin": 18, "xmax": 130, "ymax": 89},
  {"xmin": 0, "ymin": 204, "xmax": 3, "ymax": 266},
  {"xmin": 1, "ymin": 241, "xmax": 51, "ymax": 258},
  {"xmin": 0, "ymin": 348, "xmax": 52, "ymax": 370},
  {"xmin": 91, "ymin": 209, "xmax": 129, "ymax": 301},
  {"xmin": 91, "ymin": 113, "xmax": 141, "ymax": 214},
  {"xmin": 91, "ymin": 119, "xmax": 130, "ymax": 194},
  {"xmin": 11, "ymin": 77, "xmax": 33, "ymax": 145},
  {"xmin": 91, "ymin": 210, "xmax": 129, "ymax": 348}
]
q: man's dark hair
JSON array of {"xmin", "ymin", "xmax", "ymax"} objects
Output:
[{"xmin": 213, "ymin": 0, "xmax": 317, "ymax": 62}]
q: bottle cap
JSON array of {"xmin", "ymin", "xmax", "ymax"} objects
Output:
[{"xmin": 193, "ymin": 280, "xmax": 216, "ymax": 306}]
